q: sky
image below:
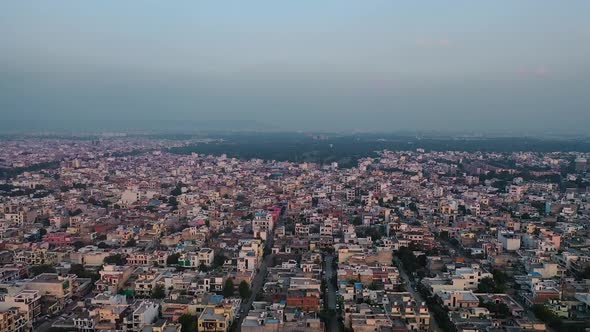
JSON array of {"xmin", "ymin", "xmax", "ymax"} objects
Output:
[{"xmin": 1, "ymin": 1, "xmax": 589, "ymax": 134}]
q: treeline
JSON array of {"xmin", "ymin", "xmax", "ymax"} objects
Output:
[
  {"xmin": 0, "ymin": 161, "xmax": 60, "ymax": 179},
  {"xmin": 169, "ymin": 134, "xmax": 590, "ymax": 169}
]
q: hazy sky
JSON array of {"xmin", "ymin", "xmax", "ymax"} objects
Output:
[{"xmin": 1, "ymin": 1, "xmax": 589, "ymax": 134}]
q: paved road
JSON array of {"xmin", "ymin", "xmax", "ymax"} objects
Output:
[
  {"xmin": 233, "ymin": 208, "xmax": 284, "ymax": 331},
  {"xmin": 234, "ymin": 252, "xmax": 275, "ymax": 331},
  {"xmin": 394, "ymin": 257, "xmax": 442, "ymax": 332},
  {"xmin": 34, "ymin": 301, "xmax": 79, "ymax": 332},
  {"xmin": 323, "ymin": 254, "xmax": 339, "ymax": 332}
]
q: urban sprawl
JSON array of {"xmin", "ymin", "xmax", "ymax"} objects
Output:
[{"xmin": 1, "ymin": 137, "xmax": 590, "ymax": 332}]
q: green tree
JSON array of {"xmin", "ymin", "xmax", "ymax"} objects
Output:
[
  {"xmin": 170, "ymin": 185, "xmax": 183, "ymax": 196},
  {"xmin": 212, "ymin": 254, "xmax": 226, "ymax": 268},
  {"xmin": 178, "ymin": 314, "xmax": 198, "ymax": 332},
  {"xmin": 223, "ymin": 279, "xmax": 235, "ymax": 297},
  {"xmin": 532, "ymin": 304, "xmax": 562, "ymax": 328},
  {"xmin": 417, "ymin": 255, "xmax": 428, "ymax": 267},
  {"xmin": 73, "ymin": 241, "xmax": 85, "ymax": 249},
  {"xmin": 167, "ymin": 253, "xmax": 180, "ymax": 266},
  {"xmin": 69, "ymin": 264, "xmax": 99, "ymax": 281},
  {"xmin": 30, "ymin": 264, "xmax": 56, "ymax": 276},
  {"xmin": 396, "ymin": 246, "xmax": 418, "ymax": 273},
  {"xmin": 351, "ymin": 216, "xmax": 362, "ymax": 226},
  {"xmin": 124, "ymin": 238, "xmax": 136, "ymax": 247},
  {"xmin": 239, "ymin": 280, "xmax": 251, "ymax": 299},
  {"xmin": 151, "ymin": 284, "xmax": 166, "ymax": 299},
  {"xmin": 481, "ymin": 301, "xmax": 511, "ymax": 318},
  {"xmin": 39, "ymin": 228, "xmax": 48, "ymax": 237},
  {"xmin": 477, "ymin": 277, "xmax": 497, "ymax": 293},
  {"xmin": 104, "ymin": 254, "xmax": 126, "ymax": 266}
]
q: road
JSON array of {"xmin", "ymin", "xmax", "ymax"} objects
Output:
[
  {"xmin": 323, "ymin": 254, "xmax": 339, "ymax": 332},
  {"xmin": 233, "ymin": 208, "xmax": 284, "ymax": 331},
  {"xmin": 34, "ymin": 300, "xmax": 79, "ymax": 332},
  {"xmin": 234, "ymin": 251, "xmax": 275, "ymax": 331},
  {"xmin": 394, "ymin": 257, "xmax": 442, "ymax": 332}
]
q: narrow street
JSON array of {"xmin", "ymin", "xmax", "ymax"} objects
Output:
[
  {"xmin": 394, "ymin": 257, "xmax": 442, "ymax": 332},
  {"xmin": 233, "ymin": 206, "xmax": 284, "ymax": 331},
  {"xmin": 234, "ymin": 252, "xmax": 274, "ymax": 331},
  {"xmin": 323, "ymin": 254, "xmax": 339, "ymax": 332},
  {"xmin": 34, "ymin": 299, "xmax": 82, "ymax": 332}
]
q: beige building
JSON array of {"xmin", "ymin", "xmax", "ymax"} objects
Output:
[
  {"xmin": 25, "ymin": 273, "xmax": 74, "ymax": 300},
  {"xmin": 0, "ymin": 290, "xmax": 41, "ymax": 331},
  {"xmin": 198, "ymin": 306, "xmax": 232, "ymax": 332},
  {"xmin": 96, "ymin": 265, "xmax": 134, "ymax": 294},
  {"xmin": 0, "ymin": 309, "xmax": 28, "ymax": 332}
]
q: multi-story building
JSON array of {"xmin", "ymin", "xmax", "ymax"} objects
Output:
[
  {"xmin": 123, "ymin": 301, "xmax": 159, "ymax": 332},
  {"xmin": 177, "ymin": 248, "xmax": 214, "ymax": 268},
  {"xmin": 0, "ymin": 290, "xmax": 41, "ymax": 331},
  {"xmin": 96, "ymin": 265, "xmax": 134, "ymax": 294},
  {"xmin": 14, "ymin": 249, "xmax": 58, "ymax": 267},
  {"xmin": 198, "ymin": 306, "xmax": 232, "ymax": 332},
  {"xmin": 0, "ymin": 309, "xmax": 28, "ymax": 332}
]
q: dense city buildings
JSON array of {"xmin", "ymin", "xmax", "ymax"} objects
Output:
[{"xmin": 1, "ymin": 136, "xmax": 590, "ymax": 332}]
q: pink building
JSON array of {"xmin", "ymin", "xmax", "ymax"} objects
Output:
[{"xmin": 43, "ymin": 232, "xmax": 73, "ymax": 246}]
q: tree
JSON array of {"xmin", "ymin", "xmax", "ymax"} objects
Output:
[
  {"xmin": 481, "ymin": 301, "xmax": 511, "ymax": 318},
  {"xmin": 70, "ymin": 264, "xmax": 99, "ymax": 281},
  {"xmin": 69, "ymin": 208, "xmax": 83, "ymax": 216},
  {"xmin": 477, "ymin": 277, "xmax": 497, "ymax": 293},
  {"xmin": 178, "ymin": 314, "xmax": 197, "ymax": 332},
  {"xmin": 151, "ymin": 284, "xmax": 166, "ymax": 299},
  {"xmin": 417, "ymin": 255, "xmax": 428, "ymax": 268},
  {"xmin": 168, "ymin": 196, "xmax": 178, "ymax": 209},
  {"xmin": 212, "ymin": 254, "xmax": 226, "ymax": 269},
  {"xmin": 124, "ymin": 238, "xmax": 136, "ymax": 247},
  {"xmin": 30, "ymin": 264, "xmax": 56, "ymax": 276},
  {"xmin": 239, "ymin": 280, "xmax": 251, "ymax": 299},
  {"xmin": 167, "ymin": 253, "xmax": 180, "ymax": 266},
  {"xmin": 104, "ymin": 254, "xmax": 126, "ymax": 266},
  {"xmin": 39, "ymin": 228, "xmax": 47, "ymax": 237},
  {"xmin": 396, "ymin": 246, "xmax": 418, "ymax": 273},
  {"xmin": 73, "ymin": 241, "xmax": 85, "ymax": 249},
  {"xmin": 223, "ymin": 279, "xmax": 235, "ymax": 297},
  {"xmin": 351, "ymin": 216, "xmax": 362, "ymax": 226},
  {"xmin": 532, "ymin": 304, "xmax": 562, "ymax": 328},
  {"xmin": 170, "ymin": 185, "xmax": 182, "ymax": 196},
  {"xmin": 368, "ymin": 282, "xmax": 379, "ymax": 290}
]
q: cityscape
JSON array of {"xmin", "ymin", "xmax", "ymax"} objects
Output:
[
  {"xmin": 0, "ymin": 133, "xmax": 590, "ymax": 332},
  {"xmin": 2, "ymin": 1, "xmax": 590, "ymax": 332}
]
